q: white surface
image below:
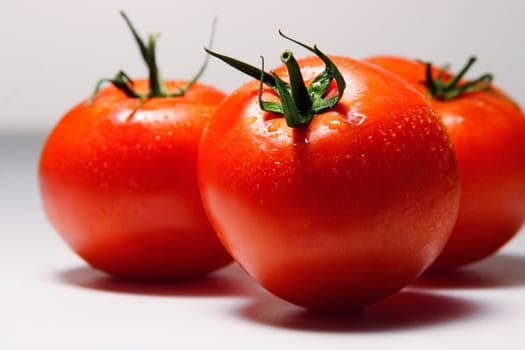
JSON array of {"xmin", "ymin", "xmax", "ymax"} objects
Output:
[
  {"xmin": 1, "ymin": 135, "xmax": 525, "ymax": 349},
  {"xmin": 1, "ymin": 0, "xmax": 524, "ymax": 133}
]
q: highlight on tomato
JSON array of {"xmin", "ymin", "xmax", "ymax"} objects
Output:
[
  {"xmin": 38, "ymin": 12, "xmax": 231, "ymax": 279},
  {"xmin": 365, "ymin": 55, "xmax": 525, "ymax": 270},
  {"xmin": 198, "ymin": 31, "xmax": 460, "ymax": 311}
]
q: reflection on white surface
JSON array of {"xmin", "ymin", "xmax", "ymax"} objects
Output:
[{"xmin": 1, "ymin": 134, "xmax": 525, "ymax": 349}]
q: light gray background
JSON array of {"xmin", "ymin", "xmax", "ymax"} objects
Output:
[{"xmin": 1, "ymin": 0, "xmax": 524, "ymax": 133}]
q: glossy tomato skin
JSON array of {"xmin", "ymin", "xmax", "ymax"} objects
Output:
[
  {"xmin": 365, "ymin": 56, "xmax": 525, "ymax": 270},
  {"xmin": 198, "ymin": 56, "xmax": 460, "ymax": 310},
  {"xmin": 39, "ymin": 80, "xmax": 232, "ymax": 279}
]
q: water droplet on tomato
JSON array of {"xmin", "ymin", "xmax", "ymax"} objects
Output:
[
  {"xmin": 244, "ymin": 116, "xmax": 257, "ymax": 124},
  {"xmin": 359, "ymin": 153, "xmax": 369, "ymax": 166},
  {"xmin": 267, "ymin": 120, "xmax": 279, "ymax": 132},
  {"xmin": 293, "ymin": 136, "xmax": 309, "ymax": 146},
  {"xmin": 345, "ymin": 111, "xmax": 366, "ymax": 126},
  {"xmin": 327, "ymin": 119, "xmax": 342, "ymax": 130}
]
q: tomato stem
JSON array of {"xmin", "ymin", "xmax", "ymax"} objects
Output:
[
  {"xmin": 87, "ymin": 12, "xmax": 215, "ymax": 106},
  {"xmin": 281, "ymin": 50, "xmax": 313, "ymax": 115},
  {"xmin": 205, "ymin": 31, "xmax": 346, "ymax": 128},
  {"xmin": 422, "ymin": 57, "xmax": 493, "ymax": 101}
]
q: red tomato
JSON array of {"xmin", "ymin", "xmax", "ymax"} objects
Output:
[
  {"xmin": 365, "ymin": 56, "xmax": 525, "ymax": 270},
  {"xmin": 39, "ymin": 80, "xmax": 231, "ymax": 279},
  {"xmin": 38, "ymin": 13, "xmax": 231, "ymax": 279},
  {"xmin": 199, "ymin": 40, "xmax": 460, "ymax": 310}
]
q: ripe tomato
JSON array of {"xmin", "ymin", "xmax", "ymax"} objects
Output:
[
  {"xmin": 199, "ymin": 35, "xmax": 460, "ymax": 310},
  {"xmin": 365, "ymin": 56, "xmax": 525, "ymax": 270},
  {"xmin": 38, "ymin": 13, "xmax": 231, "ymax": 279}
]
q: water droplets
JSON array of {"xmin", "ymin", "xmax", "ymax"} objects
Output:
[
  {"xmin": 244, "ymin": 116, "xmax": 257, "ymax": 124},
  {"xmin": 345, "ymin": 111, "xmax": 367, "ymax": 126},
  {"xmin": 293, "ymin": 136, "xmax": 309, "ymax": 146},
  {"xmin": 267, "ymin": 120, "xmax": 280, "ymax": 133},
  {"xmin": 327, "ymin": 119, "xmax": 342, "ymax": 130},
  {"xmin": 359, "ymin": 153, "xmax": 369, "ymax": 166}
]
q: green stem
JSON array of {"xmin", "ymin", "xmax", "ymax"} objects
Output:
[
  {"xmin": 423, "ymin": 56, "xmax": 493, "ymax": 101},
  {"xmin": 204, "ymin": 48, "xmax": 276, "ymax": 88},
  {"xmin": 147, "ymin": 34, "xmax": 162, "ymax": 96},
  {"xmin": 120, "ymin": 11, "xmax": 149, "ymax": 65},
  {"xmin": 205, "ymin": 31, "xmax": 346, "ymax": 128},
  {"xmin": 87, "ymin": 11, "xmax": 214, "ymax": 106},
  {"xmin": 443, "ymin": 57, "xmax": 476, "ymax": 89},
  {"xmin": 281, "ymin": 50, "xmax": 312, "ymax": 114}
]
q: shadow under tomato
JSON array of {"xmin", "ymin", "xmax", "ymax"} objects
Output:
[
  {"xmin": 55, "ymin": 263, "xmax": 264, "ymax": 298},
  {"xmin": 413, "ymin": 253, "xmax": 525, "ymax": 290},
  {"xmin": 232, "ymin": 288, "xmax": 486, "ymax": 333}
]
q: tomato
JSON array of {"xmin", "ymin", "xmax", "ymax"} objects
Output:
[
  {"xmin": 199, "ymin": 34, "xmax": 460, "ymax": 310},
  {"xmin": 38, "ymin": 12, "xmax": 231, "ymax": 279},
  {"xmin": 365, "ymin": 56, "xmax": 525, "ymax": 270}
]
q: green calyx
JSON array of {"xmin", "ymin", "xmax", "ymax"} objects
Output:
[
  {"xmin": 205, "ymin": 30, "xmax": 346, "ymax": 128},
  {"xmin": 422, "ymin": 56, "xmax": 493, "ymax": 101},
  {"xmin": 87, "ymin": 11, "xmax": 214, "ymax": 105}
]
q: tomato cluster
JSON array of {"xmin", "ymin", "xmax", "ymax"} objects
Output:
[{"xmin": 39, "ymin": 13, "xmax": 525, "ymax": 311}]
